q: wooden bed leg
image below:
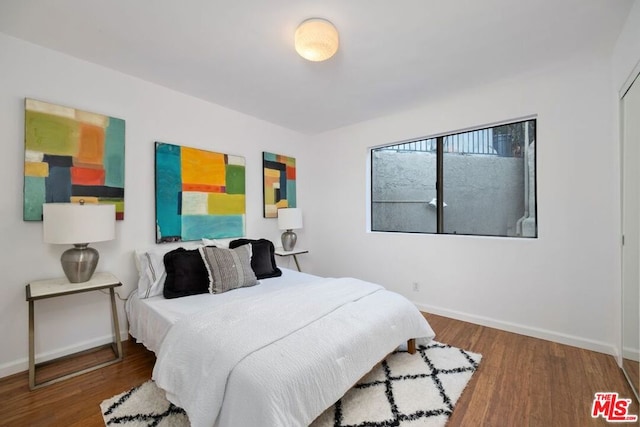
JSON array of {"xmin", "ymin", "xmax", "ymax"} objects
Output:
[{"xmin": 407, "ymin": 338, "xmax": 416, "ymax": 354}]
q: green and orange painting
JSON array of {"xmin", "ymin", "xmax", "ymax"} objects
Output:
[{"xmin": 23, "ymin": 99, "xmax": 125, "ymax": 221}]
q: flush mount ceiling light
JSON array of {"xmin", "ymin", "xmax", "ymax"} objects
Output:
[{"xmin": 294, "ymin": 18, "xmax": 339, "ymax": 62}]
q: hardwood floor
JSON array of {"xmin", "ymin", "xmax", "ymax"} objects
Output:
[
  {"xmin": 0, "ymin": 341, "xmax": 155, "ymax": 427},
  {"xmin": 0, "ymin": 313, "xmax": 637, "ymax": 426},
  {"xmin": 426, "ymin": 313, "xmax": 639, "ymax": 427},
  {"xmin": 624, "ymin": 358, "xmax": 640, "ymax": 397}
]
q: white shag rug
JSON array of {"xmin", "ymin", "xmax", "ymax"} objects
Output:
[{"xmin": 101, "ymin": 341, "xmax": 481, "ymax": 427}]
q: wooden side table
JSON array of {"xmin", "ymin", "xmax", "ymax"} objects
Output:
[
  {"xmin": 26, "ymin": 272, "xmax": 123, "ymax": 390},
  {"xmin": 275, "ymin": 248, "xmax": 309, "ymax": 272}
]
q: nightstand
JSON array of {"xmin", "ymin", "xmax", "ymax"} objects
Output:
[
  {"xmin": 275, "ymin": 248, "xmax": 309, "ymax": 272},
  {"xmin": 26, "ymin": 272, "xmax": 123, "ymax": 390}
]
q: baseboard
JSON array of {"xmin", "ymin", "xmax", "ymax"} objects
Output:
[
  {"xmin": 416, "ymin": 302, "xmax": 619, "ymax": 357},
  {"xmin": 0, "ymin": 329, "xmax": 129, "ymax": 379},
  {"xmin": 623, "ymin": 346, "xmax": 640, "ymax": 361}
]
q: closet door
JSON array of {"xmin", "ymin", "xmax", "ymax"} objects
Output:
[{"xmin": 622, "ymin": 72, "xmax": 640, "ymax": 400}]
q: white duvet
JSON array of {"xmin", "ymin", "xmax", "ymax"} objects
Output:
[{"xmin": 151, "ymin": 276, "xmax": 435, "ymax": 427}]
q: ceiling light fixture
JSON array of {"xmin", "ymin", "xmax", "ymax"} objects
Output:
[{"xmin": 294, "ymin": 18, "xmax": 339, "ymax": 62}]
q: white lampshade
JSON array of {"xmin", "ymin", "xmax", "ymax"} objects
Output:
[
  {"xmin": 295, "ymin": 18, "xmax": 339, "ymax": 62},
  {"xmin": 278, "ymin": 208, "xmax": 303, "ymax": 230},
  {"xmin": 43, "ymin": 203, "xmax": 115, "ymax": 244}
]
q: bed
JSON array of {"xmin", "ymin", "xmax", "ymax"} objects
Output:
[{"xmin": 127, "ymin": 242, "xmax": 435, "ymax": 427}]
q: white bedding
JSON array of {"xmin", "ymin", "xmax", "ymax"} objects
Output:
[
  {"xmin": 127, "ymin": 268, "xmax": 323, "ymax": 353},
  {"xmin": 127, "ymin": 268, "xmax": 435, "ymax": 427}
]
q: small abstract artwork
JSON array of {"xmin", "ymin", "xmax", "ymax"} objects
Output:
[
  {"xmin": 155, "ymin": 142, "xmax": 246, "ymax": 243},
  {"xmin": 23, "ymin": 98, "xmax": 126, "ymax": 221},
  {"xmin": 263, "ymin": 152, "xmax": 296, "ymax": 218}
]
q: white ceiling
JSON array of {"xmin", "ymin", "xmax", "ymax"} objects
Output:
[{"xmin": 0, "ymin": 0, "xmax": 634, "ymax": 134}]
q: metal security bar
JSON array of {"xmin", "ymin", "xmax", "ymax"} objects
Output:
[{"xmin": 378, "ymin": 128, "xmax": 524, "ymax": 157}]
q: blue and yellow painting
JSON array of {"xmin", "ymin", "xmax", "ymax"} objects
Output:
[{"xmin": 155, "ymin": 142, "xmax": 246, "ymax": 242}]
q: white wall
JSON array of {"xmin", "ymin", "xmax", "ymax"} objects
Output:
[
  {"xmin": 0, "ymin": 33, "xmax": 307, "ymax": 377},
  {"xmin": 613, "ymin": 0, "xmax": 640, "ymax": 94},
  {"xmin": 304, "ymin": 52, "xmax": 620, "ymax": 355}
]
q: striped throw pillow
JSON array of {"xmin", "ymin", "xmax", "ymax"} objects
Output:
[{"xmin": 199, "ymin": 245, "xmax": 258, "ymax": 293}]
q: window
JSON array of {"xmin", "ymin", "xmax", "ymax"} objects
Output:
[{"xmin": 370, "ymin": 119, "xmax": 537, "ymax": 238}]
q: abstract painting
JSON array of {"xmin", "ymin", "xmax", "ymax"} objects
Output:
[
  {"xmin": 263, "ymin": 152, "xmax": 296, "ymax": 218},
  {"xmin": 155, "ymin": 142, "xmax": 246, "ymax": 243},
  {"xmin": 23, "ymin": 98, "xmax": 126, "ymax": 221}
]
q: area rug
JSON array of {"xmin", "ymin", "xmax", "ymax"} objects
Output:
[{"xmin": 101, "ymin": 341, "xmax": 481, "ymax": 427}]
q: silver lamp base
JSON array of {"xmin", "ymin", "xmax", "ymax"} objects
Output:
[
  {"xmin": 60, "ymin": 244, "xmax": 99, "ymax": 283},
  {"xmin": 281, "ymin": 229, "xmax": 297, "ymax": 251}
]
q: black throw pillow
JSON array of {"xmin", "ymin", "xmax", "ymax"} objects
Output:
[
  {"xmin": 229, "ymin": 238, "xmax": 282, "ymax": 279},
  {"xmin": 163, "ymin": 247, "xmax": 210, "ymax": 299}
]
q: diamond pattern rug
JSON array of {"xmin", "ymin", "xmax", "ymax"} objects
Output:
[{"xmin": 101, "ymin": 341, "xmax": 481, "ymax": 427}]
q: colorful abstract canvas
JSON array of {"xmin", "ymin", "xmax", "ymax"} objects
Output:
[
  {"xmin": 155, "ymin": 142, "xmax": 246, "ymax": 242},
  {"xmin": 263, "ymin": 152, "xmax": 296, "ymax": 218},
  {"xmin": 23, "ymin": 99, "xmax": 126, "ymax": 221}
]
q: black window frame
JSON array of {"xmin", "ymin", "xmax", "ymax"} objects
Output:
[{"xmin": 370, "ymin": 118, "xmax": 538, "ymax": 238}]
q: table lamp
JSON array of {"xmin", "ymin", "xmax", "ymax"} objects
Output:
[
  {"xmin": 277, "ymin": 208, "xmax": 303, "ymax": 251},
  {"xmin": 43, "ymin": 202, "xmax": 115, "ymax": 283}
]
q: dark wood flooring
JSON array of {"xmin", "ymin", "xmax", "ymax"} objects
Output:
[{"xmin": 0, "ymin": 313, "xmax": 637, "ymax": 426}]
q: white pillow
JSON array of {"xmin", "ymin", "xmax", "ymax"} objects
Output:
[
  {"xmin": 201, "ymin": 238, "xmax": 230, "ymax": 248},
  {"xmin": 134, "ymin": 243, "xmax": 201, "ymax": 298}
]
